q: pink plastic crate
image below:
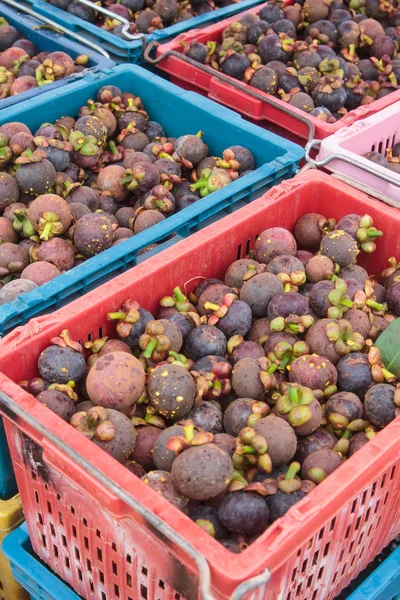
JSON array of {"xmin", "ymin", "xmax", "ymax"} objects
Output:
[{"xmin": 306, "ymin": 101, "xmax": 400, "ymax": 205}]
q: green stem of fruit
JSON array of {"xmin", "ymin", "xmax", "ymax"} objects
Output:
[
  {"xmin": 288, "ymin": 386, "xmax": 298, "ymax": 406},
  {"xmin": 143, "ymin": 338, "xmax": 157, "ymax": 359},
  {"xmin": 119, "ymin": 175, "xmax": 133, "ymax": 185},
  {"xmin": 183, "ymin": 424, "xmax": 195, "ymax": 442},
  {"xmin": 242, "ymin": 445, "xmax": 256, "ymax": 455},
  {"xmin": 340, "ymin": 298, "xmax": 353, "ymax": 308},
  {"xmin": 366, "ymin": 299, "xmax": 384, "ymax": 311},
  {"xmin": 107, "ymin": 311, "xmax": 127, "ymax": 320},
  {"xmin": 40, "ymin": 222, "xmax": 53, "ymax": 241},
  {"xmin": 109, "ymin": 141, "xmax": 119, "ymax": 155},
  {"xmin": 366, "ymin": 228, "xmax": 383, "ymax": 238},
  {"xmin": 231, "ymin": 470, "xmax": 248, "ymax": 484},
  {"xmin": 285, "ymin": 461, "xmax": 301, "ymax": 480}
]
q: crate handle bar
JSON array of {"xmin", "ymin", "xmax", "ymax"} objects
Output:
[
  {"xmin": 0, "ymin": 389, "xmax": 271, "ymax": 600},
  {"xmin": 305, "ymin": 139, "xmax": 400, "ymax": 189},
  {"xmin": 2, "ymin": 0, "xmax": 110, "ymax": 59},
  {"xmin": 74, "ymin": 0, "xmax": 146, "ymax": 46},
  {"xmin": 144, "ymin": 41, "xmax": 316, "ymax": 142}
]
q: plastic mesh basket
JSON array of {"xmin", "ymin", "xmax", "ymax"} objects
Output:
[{"xmin": 0, "ymin": 171, "xmax": 399, "ymax": 600}]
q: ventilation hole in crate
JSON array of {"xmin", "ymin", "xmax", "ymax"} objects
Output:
[
  {"xmin": 100, "ymin": 571, "xmax": 104, "ymax": 584},
  {"xmin": 42, "ymin": 534, "xmax": 47, "ymax": 548},
  {"xmin": 175, "ymin": 594, "xmax": 181, "ymax": 600},
  {"xmin": 45, "ymin": 484, "xmax": 49, "ymax": 491},
  {"xmin": 65, "ymin": 557, "xmax": 70, "ymax": 569},
  {"xmin": 330, "ymin": 517, "xmax": 336, "ymax": 531},
  {"xmin": 307, "ymin": 575, "xmax": 313, "ymax": 588},
  {"xmin": 339, "ymin": 549, "xmax": 345, "ymax": 562},
  {"xmin": 112, "ymin": 561, "xmax": 118, "ymax": 575},
  {"xmin": 101, "ymin": 593, "xmax": 106, "ymax": 600},
  {"xmin": 350, "ymin": 554, "xmax": 357, "ymax": 568},
  {"xmin": 349, "ymin": 541, "xmax": 354, "ymax": 555},
  {"xmin": 71, "ymin": 506, "xmax": 75, "ymax": 515},
  {"xmin": 96, "ymin": 529, "xmax": 101, "ymax": 538},
  {"xmin": 87, "ymin": 333, "xmax": 92, "ymax": 342},
  {"xmin": 372, "ymin": 482, "xmax": 377, "ymax": 496},
  {"xmin": 341, "ymin": 564, "xmax": 347, "ymax": 576},
  {"xmin": 32, "ymin": 470, "xmax": 37, "ymax": 480},
  {"xmin": 366, "ymin": 507, "xmax": 371, "ymax": 521},
  {"xmin": 381, "ymin": 474, "xmax": 387, "ymax": 488},
  {"xmin": 53, "ymin": 545, "xmax": 59, "ymax": 558},
  {"xmin": 72, "ymin": 525, "xmax": 77, "ymax": 538},
  {"xmin": 302, "ymin": 559, "xmax": 308, "ymax": 572},
  {"xmin": 159, "ymin": 580, "xmax": 165, "ymax": 589},
  {"xmin": 99, "ymin": 326, "xmax": 104, "ymax": 338},
  {"xmin": 378, "ymin": 141, "xmax": 383, "ymax": 154},
  {"xmin": 291, "ymin": 568, "xmax": 297, "ymax": 582},
  {"xmin": 332, "ymin": 572, "xmax": 337, "ymax": 584},
  {"xmin": 83, "ymin": 518, "xmax": 87, "ymax": 527},
  {"xmin": 35, "ymin": 491, "xmax": 39, "ymax": 504},
  {"xmin": 142, "ymin": 567, "xmax": 148, "ymax": 576},
  {"xmin": 97, "ymin": 548, "xmax": 103, "ymax": 562},
  {"xmin": 361, "ymin": 490, "xmax": 367, "ymax": 505},
  {"xmin": 78, "ymin": 569, "xmax": 83, "ymax": 582},
  {"xmin": 90, "ymin": 581, "xmax": 94, "ymax": 593},
  {"xmin": 245, "ymin": 239, "xmax": 251, "ymax": 256},
  {"xmin": 313, "ymin": 550, "xmax": 319, "ymax": 564},
  {"xmin": 359, "ymin": 548, "xmax": 364, "ymax": 559},
  {"xmin": 312, "ymin": 590, "xmax": 318, "ymax": 600},
  {"xmin": 126, "ymin": 554, "xmax": 132, "ymax": 564},
  {"xmin": 374, "ymin": 500, "xmax": 381, "ymax": 514},
  {"xmin": 359, "ymin": 533, "xmax": 364, "ymax": 544},
  {"xmin": 50, "ymin": 523, "xmax": 56, "ymax": 537},
  {"xmin": 59, "ymin": 513, "xmax": 64, "ymax": 525},
  {"xmin": 127, "ymin": 573, "xmax": 132, "ymax": 588},
  {"xmin": 318, "ymin": 528, "xmax": 325, "ymax": 540},
  {"xmin": 84, "ymin": 537, "xmax": 89, "ymax": 550},
  {"xmin": 384, "ymin": 492, "xmax": 389, "ymax": 505},
  {"xmin": 38, "ymin": 513, "xmax": 43, "ymax": 525},
  {"xmin": 287, "ymin": 593, "xmax": 292, "ymax": 600},
  {"xmin": 345, "ymin": 526, "xmax": 351, "ymax": 539},
  {"xmin": 297, "ymin": 582, "xmax": 303, "ymax": 595},
  {"xmin": 390, "ymin": 465, "xmax": 396, "ymax": 479},
  {"xmin": 114, "ymin": 584, "xmax": 120, "ymax": 598},
  {"xmin": 324, "ymin": 543, "xmax": 330, "ymax": 557},
  {"xmin": 318, "ymin": 567, "xmax": 324, "ymax": 580},
  {"xmin": 355, "ymin": 516, "xmax": 362, "ymax": 530},
  {"xmin": 112, "ymin": 542, "xmax": 117, "ymax": 552},
  {"xmin": 75, "ymin": 547, "xmax": 80, "ymax": 561},
  {"xmin": 128, "ymin": 597, "xmax": 134, "ymax": 600},
  {"xmin": 141, "ymin": 585, "xmax": 148, "ymax": 599},
  {"xmin": 236, "ymin": 245, "xmax": 242, "ymax": 260},
  {"xmin": 62, "ymin": 535, "xmax": 67, "ymax": 548},
  {"xmin": 56, "ymin": 493, "xmax": 61, "ymax": 502},
  {"xmin": 351, "ymin": 499, "xmax": 357, "ymax": 513},
  {"xmin": 87, "ymin": 559, "xmax": 92, "ymax": 573}
]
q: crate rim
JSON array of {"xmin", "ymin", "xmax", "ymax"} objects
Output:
[
  {"xmin": 0, "ymin": 171, "xmax": 399, "ymax": 593},
  {"xmin": 0, "ymin": 62, "xmax": 303, "ymax": 336}
]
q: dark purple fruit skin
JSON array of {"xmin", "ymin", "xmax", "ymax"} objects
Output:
[
  {"xmin": 36, "ymin": 389, "xmax": 75, "ymax": 422},
  {"xmin": 240, "ymin": 273, "xmax": 284, "ymax": 317},
  {"xmin": 348, "ymin": 432, "xmax": 371, "ymax": 457},
  {"xmin": 295, "ymin": 428, "xmax": 337, "ymax": 463},
  {"xmin": 386, "ymin": 282, "xmax": 400, "ymax": 316},
  {"xmin": 131, "ymin": 425, "xmax": 161, "ymax": 471},
  {"xmin": 218, "ymin": 492, "xmax": 269, "ymax": 535},
  {"xmin": 190, "ymin": 505, "xmax": 229, "ymax": 540},
  {"xmin": 212, "ymin": 433, "xmax": 236, "ymax": 457},
  {"xmin": 224, "ymin": 398, "xmax": 254, "ymax": 437},
  {"xmin": 267, "ymin": 292, "xmax": 309, "ymax": 320},
  {"xmin": 264, "ymin": 332, "xmax": 299, "ymax": 354},
  {"xmin": 326, "ymin": 391, "xmax": 364, "ymax": 423},
  {"xmin": 219, "ymin": 539, "xmax": 241, "ymax": 553},
  {"xmin": 194, "ymin": 355, "xmax": 230, "ymax": 373},
  {"xmin": 267, "ymin": 490, "xmax": 307, "ymax": 523},
  {"xmin": 73, "ymin": 213, "xmax": 113, "ymax": 258},
  {"xmin": 163, "ymin": 312, "xmax": 195, "ymax": 342},
  {"xmin": 230, "ymin": 341, "xmax": 265, "ymax": 365},
  {"xmin": 309, "ymin": 280, "xmax": 335, "ymax": 317},
  {"xmin": 153, "ymin": 424, "xmax": 185, "ymax": 471},
  {"xmin": 217, "ymin": 300, "xmax": 252, "ymax": 338},
  {"xmin": 252, "ymin": 465, "xmax": 288, "ymax": 483},
  {"xmin": 194, "ymin": 278, "xmax": 223, "ymax": 298},
  {"xmin": 187, "ymin": 401, "xmax": 223, "ymax": 434},
  {"xmin": 364, "ymin": 384, "xmax": 396, "ymax": 429},
  {"xmin": 38, "ymin": 346, "xmax": 86, "ymax": 384},
  {"xmin": 184, "ymin": 325, "xmax": 227, "ymax": 361},
  {"xmin": 337, "ymin": 352, "xmax": 373, "ymax": 399}
]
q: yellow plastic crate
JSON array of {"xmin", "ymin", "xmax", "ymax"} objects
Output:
[{"xmin": 0, "ymin": 494, "xmax": 29, "ymax": 600}]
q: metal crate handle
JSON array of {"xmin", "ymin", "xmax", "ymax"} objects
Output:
[
  {"xmin": 305, "ymin": 138, "xmax": 400, "ymax": 190},
  {"xmin": 2, "ymin": 0, "xmax": 110, "ymax": 58},
  {"xmin": 74, "ymin": 0, "xmax": 146, "ymax": 46},
  {"xmin": 0, "ymin": 390, "xmax": 271, "ymax": 600},
  {"xmin": 144, "ymin": 41, "xmax": 316, "ymax": 142}
]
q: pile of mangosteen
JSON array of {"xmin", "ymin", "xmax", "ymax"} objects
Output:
[
  {"xmin": 0, "ymin": 17, "xmax": 89, "ymax": 100},
  {"xmin": 20, "ymin": 208, "xmax": 400, "ymax": 551},
  {"xmin": 182, "ymin": 0, "xmax": 400, "ymax": 121},
  {"xmin": 0, "ymin": 83, "xmax": 254, "ymax": 305},
  {"xmin": 47, "ymin": 0, "xmax": 245, "ymax": 37}
]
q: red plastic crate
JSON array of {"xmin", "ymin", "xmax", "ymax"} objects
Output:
[
  {"xmin": 0, "ymin": 171, "xmax": 400, "ymax": 600},
  {"xmin": 153, "ymin": 2, "xmax": 400, "ymax": 145}
]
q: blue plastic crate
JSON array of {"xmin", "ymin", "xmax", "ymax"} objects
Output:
[
  {"xmin": 21, "ymin": 0, "xmax": 266, "ymax": 63},
  {"xmin": 0, "ymin": 2, "xmax": 114, "ymax": 110},
  {"xmin": 0, "ymin": 63, "xmax": 302, "ymax": 336},
  {"xmin": 0, "ymin": 418, "xmax": 17, "ymax": 500},
  {"xmin": 4, "ymin": 525, "xmax": 400, "ymax": 600}
]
